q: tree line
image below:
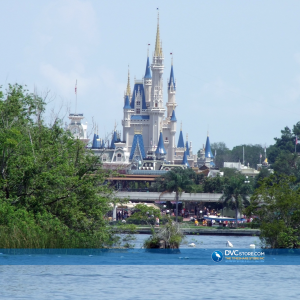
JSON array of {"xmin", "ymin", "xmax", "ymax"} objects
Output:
[{"xmin": 0, "ymin": 84, "xmax": 131, "ymax": 248}]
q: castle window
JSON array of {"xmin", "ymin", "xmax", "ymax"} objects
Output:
[
  {"xmin": 136, "ymin": 108, "xmax": 140, "ymax": 114},
  {"xmin": 155, "ymin": 103, "xmax": 158, "ymax": 107},
  {"xmin": 117, "ymin": 153, "xmax": 122, "ymax": 161},
  {"xmin": 165, "ymin": 137, "xmax": 168, "ymax": 141},
  {"xmin": 136, "ymin": 101, "xmax": 140, "ymax": 106}
]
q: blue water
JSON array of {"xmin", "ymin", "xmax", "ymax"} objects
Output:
[{"xmin": 1, "ymin": 235, "xmax": 300, "ymax": 299}]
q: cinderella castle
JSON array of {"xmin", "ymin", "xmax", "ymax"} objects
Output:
[{"xmin": 68, "ymin": 14, "xmax": 215, "ymax": 170}]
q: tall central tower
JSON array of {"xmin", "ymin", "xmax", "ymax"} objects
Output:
[{"xmin": 149, "ymin": 13, "xmax": 165, "ymax": 148}]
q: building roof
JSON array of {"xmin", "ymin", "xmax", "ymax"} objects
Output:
[
  {"xmin": 170, "ymin": 109, "xmax": 177, "ymax": 122},
  {"xmin": 205, "ymin": 135, "xmax": 214, "ymax": 158},
  {"xmin": 126, "ymin": 69, "xmax": 131, "ymax": 96},
  {"xmin": 123, "ymin": 95, "xmax": 131, "ymax": 109},
  {"xmin": 177, "ymin": 130, "xmax": 185, "ymax": 148},
  {"xmin": 185, "ymin": 141, "xmax": 190, "ymax": 156},
  {"xmin": 130, "ymin": 83, "xmax": 147, "ymax": 110},
  {"xmin": 92, "ymin": 133, "xmax": 98, "ymax": 149},
  {"xmin": 96, "ymin": 134, "xmax": 100, "ymax": 148},
  {"xmin": 111, "ymin": 131, "xmax": 118, "ymax": 149},
  {"xmin": 182, "ymin": 150, "xmax": 190, "ymax": 167},
  {"xmin": 168, "ymin": 65, "xmax": 176, "ymax": 91},
  {"xmin": 155, "ymin": 131, "xmax": 167, "ymax": 155},
  {"xmin": 144, "ymin": 56, "xmax": 152, "ymax": 79},
  {"xmin": 131, "ymin": 115, "xmax": 150, "ymax": 120},
  {"xmin": 154, "ymin": 13, "xmax": 163, "ymax": 57},
  {"xmin": 129, "ymin": 133, "xmax": 146, "ymax": 160}
]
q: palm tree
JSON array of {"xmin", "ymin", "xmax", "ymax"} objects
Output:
[
  {"xmin": 220, "ymin": 175, "xmax": 252, "ymax": 227},
  {"xmin": 156, "ymin": 168, "xmax": 193, "ymax": 222}
]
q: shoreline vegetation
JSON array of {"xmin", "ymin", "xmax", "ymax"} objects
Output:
[
  {"xmin": 0, "ymin": 84, "xmax": 134, "ymax": 248},
  {"xmin": 1, "ymin": 84, "xmax": 300, "ymax": 249}
]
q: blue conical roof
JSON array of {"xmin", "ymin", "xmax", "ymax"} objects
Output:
[
  {"xmin": 182, "ymin": 150, "xmax": 190, "ymax": 167},
  {"xmin": 123, "ymin": 95, "xmax": 131, "ymax": 109},
  {"xmin": 185, "ymin": 141, "xmax": 190, "ymax": 156},
  {"xmin": 129, "ymin": 133, "xmax": 146, "ymax": 160},
  {"xmin": 170, "ymin": 109, "xmax": 177, "ymax": 122},
  {"xmin": 110, "ymin": 131, "xmax": 117, "ymax": 149},
  {"xmin": 92, "ymin": 133, "xmax": 97, "ymax": 149},
  {"xmin": 96, "ymin": 134, "xmax": 100, "ymax": 148},
  {"xmin": 155, "ymin": 131, "xmax": 167, "ymax": 155},
  {"xmin": 205, "ymin": 135, "xmax": 214, "ymax": 158},
  {"xmin": 177, "ymin": 130, "xmax": 184, "ymax": 148},
  {"xmin": 168, "ymin": 65, "xmax": 176, "ymax": 91},
  {"xmin": 144, "ymin": 56, "xmax": 152, "ymax": 79}
]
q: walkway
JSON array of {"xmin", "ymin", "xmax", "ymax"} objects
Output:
[{"xmin": 116, "ymin": 191, "xmax": 223, "ymax": 202}]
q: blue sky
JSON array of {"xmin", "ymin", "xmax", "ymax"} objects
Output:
[{"xmin": 2, "ymin": 0, "xmax": 300, "ymax": 151}]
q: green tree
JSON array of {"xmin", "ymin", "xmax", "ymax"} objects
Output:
[
  {"xmin": 267, "ymin": 125, "xmax": 298, "ymax": 164},
  {"xmin": 220, "ymin": 175, "xmax": 252, "ymax": 227},
  {"xmin": 245, "ymin": 174, "xmax": 300, "ymax": 248},
  {"xmin": 210, "ymin": 142, "xmax": 231, "ymax": 169},
  {"xmin": 0, "ymin": 84, "xmax": 118, "ymax": 248},
  {"xmin": 254, "ymin": 167, "xmax": 271, "ymax": 189},
  {"xmin": 231, "ymin": 144, "xmax": 264, "ymax": 168},
  {"xmin": 203, "ymin": 175, "xmax": 225, "ymax": 193},
  {"xmin": 155, "ymin": 168, "xmax": 193, "ymax": 222},
  {"xmin": 131, "ymin": 204, "xmax": 160, "ymax": 220}
]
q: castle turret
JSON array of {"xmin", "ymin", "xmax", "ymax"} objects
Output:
[
  {"xmin": 122, "ymin": 69, "xmax": 132, "ymax": 148},
  {"xmin": 182, "ymin": 148, "xmax": 190, "ymax": 168},
  {"xmin": 151, "ymin": 16, "xmax": 164, "ymax": 109},
  {"xmin": 149, "ymin": 12, "xmax": 165, "ymax": 151},
  {"xmin": 167, "ymin": 57, "xmax": 176, "ymax": 118},
  {"xmin": 185, "ymin": 134, "xmax": 190, "ymax": 156},
  {"xmin": 205, "ymin": 133, "xmax": 214, "ymax": 158},
  {"xmin": 177, "ymin": 123, "xmax": 185, "ymax": 148},
  {"xmin": 169, "ymin": 106, "xmax": 177, "ymax": 163},
  {"xmin": 155, "ymin": 130, "xmax": 167, "ymax": 160},
  {"xmin": 111, "ymin": 130, "xmax": 118, "ymax": 149},
  {"xmin": 92, "ymin": 133, "xmax": 97, "ymax": 149},
  {"xmin": 144, "ymin": 52, "xmax": 152, "ymax": 106}
]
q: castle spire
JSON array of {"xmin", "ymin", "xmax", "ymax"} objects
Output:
[
  {"xmin": 154, "ymin": 11, "xmax": 163, "ymax": 57},
  {"xmin": 177, "ymin": 124, "xmax": 185, "ymax": 148},
  {"xmin": 126, "ymin": 67, "xmax": 131, "ymax": 96},
  {"xmin": 168, "ymin": 55, "xmax": 176, "ymax": 91},
  {"xmin": 144, "ymin": 52, "xmax": 152, "ymax": 79},
  {"xmin": 155, "ymin": 131, "xmax": 167, "ymax": 156}
]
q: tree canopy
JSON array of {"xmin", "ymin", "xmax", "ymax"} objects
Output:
[
  {"xmin": 245, "ymin": 174, "xmax": 300, "ymax": 248},
  {"xmin": 0, "ymin": 84, "xmax": 118, "ymax": 248}
]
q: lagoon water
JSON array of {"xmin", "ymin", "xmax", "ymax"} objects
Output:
[{"xmin": 1, "ymin": 235, "xmax": 300, "ymax": 300}]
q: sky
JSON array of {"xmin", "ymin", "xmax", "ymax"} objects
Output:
[{"xmin": 1, "ymin": 0, "xmax": 300, "ymax": 151}]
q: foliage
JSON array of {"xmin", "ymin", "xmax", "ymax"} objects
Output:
[
  {"xmin": 230, "ymin": 144, "xmax": 264, "ymax": 168},
  {"xmin": 245, "ymin": 174, "xmax": 300, "ymax": 248},
  {"xmin": 155, "ymin": 167, "xmax": 194, "ymax": 221},
  {"xmin": 130, "ymin": 204, "xmax": 160, "ymax": 220},
  {"xmin": 210, "ymin": 142, "xmax": 231, "ymax": 169},
  {"xmin": 220, "ymin": 174, "xmax": 253, "ymax": 227},
  {"xmin": 0, "ymin": 84, "xmax": 118, "ymax": 248},
  {"xmin": 254, "ymin": 167, "xmax": 271, "ymax": 189},
  {"xmin": 208, "ymin": 143, "xmax": 264, "ymax": 169},
  {"xmin": 203, "ymin": 175, "xmax": 226, "ymax": 193},
  {"xmin": 221, "ymin": 167, "xmax": 239, "ymax": 178},
  {"xmin": 143, "ymin": 217, "xmax": 184, "ymax": 249}
]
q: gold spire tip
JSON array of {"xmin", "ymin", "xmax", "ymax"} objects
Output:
[{"xmin": 126, "ymin": 67, "xmax": 131, "ymax": 96}]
